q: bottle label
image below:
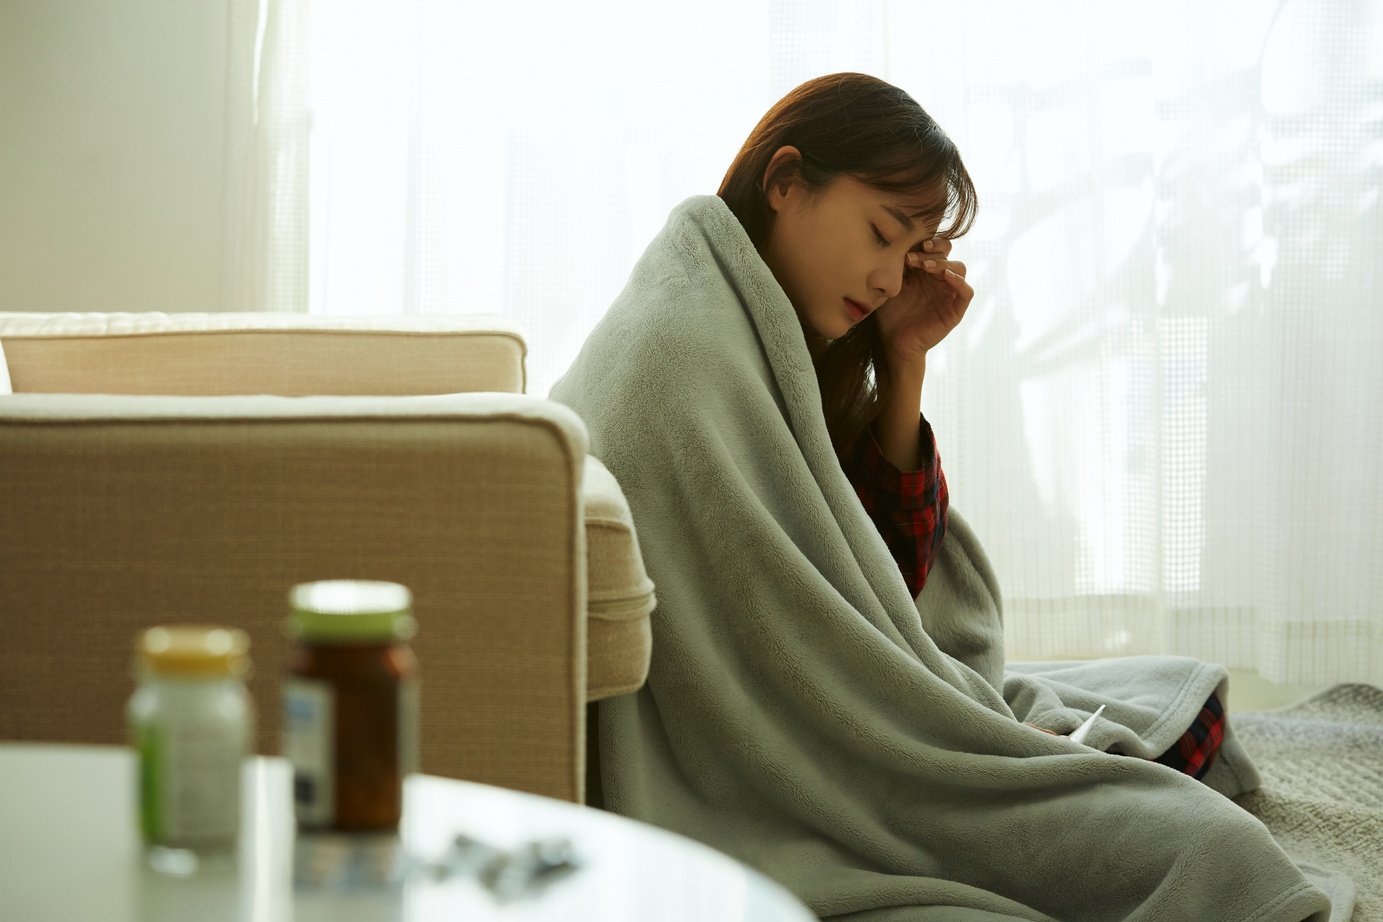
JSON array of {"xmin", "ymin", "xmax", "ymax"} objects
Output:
[
  {"xmin": 135, "ymin": 714, "xmax": 244, "ymax": 845},
  {"xmin": 282, "ymin": 678, "xmax": 334, "ymax": 827}
]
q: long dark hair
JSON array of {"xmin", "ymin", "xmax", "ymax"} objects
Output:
[{"xmin": 717, "ymin": 73, "xmax": 977, "ymax": 458}]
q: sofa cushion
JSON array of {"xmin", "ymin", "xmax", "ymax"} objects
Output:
[
  {"xmin": 582, "ymin": 456, "xmax": 655, "ymax": 700},
  {"xmin": 0, "ymin": 312, "xmax": 526, "ymax": 396}
]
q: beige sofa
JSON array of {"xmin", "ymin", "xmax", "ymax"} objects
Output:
[{"xmin": 0, "ymin": 312, "xmax": 655, "ymax": 804}]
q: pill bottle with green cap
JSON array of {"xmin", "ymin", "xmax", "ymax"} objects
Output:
[
  {"xmin": 126, "ymin": 625, "xmax": 253, "ymax": 859},
  {"xmin": 282, "ymin": 580, "xmax": 419, "ymax": 833}
]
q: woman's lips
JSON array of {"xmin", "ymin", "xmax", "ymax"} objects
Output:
[{"xmin": 845, "ymin": 298, "xmax": 870, "ymax": 322}]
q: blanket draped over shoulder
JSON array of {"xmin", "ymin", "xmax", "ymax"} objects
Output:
[{"xmin": 550, "ymin": 195, "xmax": 1332, "ymax": 922}]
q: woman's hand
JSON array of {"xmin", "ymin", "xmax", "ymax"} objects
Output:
[{"xmin": 874, "ymin": 237, "xmax": 973, "ymax": 370}]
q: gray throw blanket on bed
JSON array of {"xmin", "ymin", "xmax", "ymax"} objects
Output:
[{"xmin": 550, "ymin": 195, "xmax": 1335, "ymax": 921}]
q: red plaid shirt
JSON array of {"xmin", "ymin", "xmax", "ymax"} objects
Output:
[
  {"xmin": 843, "ymin": 417, "xmax": 949, "ymax": 597},
  {"xmin": 843, "ymin": 416, "xmax": 1223, "ymax": 779},
  {"xmin": 1153, "ymin": 689, "xmax": 1224, "ymax": 780}
]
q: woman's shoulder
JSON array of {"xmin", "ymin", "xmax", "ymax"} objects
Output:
[
  {"xmin": 606, "ymin": 200, "xmax": 765, "ymax": 360},
  {"xmin": 625, "ymin": 196, "xmax": 744, "ymax": 303},
  {"xmin": 552, "ymin": 211, "xmax": 770, "ymax": 418}
]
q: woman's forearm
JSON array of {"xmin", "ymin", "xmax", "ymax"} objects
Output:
[{"xmin": 875, "ymin": 353, "xmax": 926, "ymax": 472}]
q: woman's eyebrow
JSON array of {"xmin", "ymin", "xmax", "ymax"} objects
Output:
[{"xmin": 883, "ymin": 206, "xmax": 916, "ymax": 232}]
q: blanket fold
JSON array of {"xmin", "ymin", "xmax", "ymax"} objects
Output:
[{"xmin": 551, "ymin": 195, "xmax": 1332, "ymax": 921}]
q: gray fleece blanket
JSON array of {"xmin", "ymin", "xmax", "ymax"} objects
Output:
[{"xmin": 550, "ymin": 195, "xmax": 1336, "ymax": 921}]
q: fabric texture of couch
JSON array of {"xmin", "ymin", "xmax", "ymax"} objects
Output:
[{"xmin": 0, "ymin": 311, "xmax": 655, "ymax": 804}]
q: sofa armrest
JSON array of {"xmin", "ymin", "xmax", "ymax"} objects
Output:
[
  {"xmin": 582, "ymin": 456, "xmax": 656, "ymax": 700},
  {"xmin": 0, "ymin": 392, "xmax": 590, "ymax": 802}
]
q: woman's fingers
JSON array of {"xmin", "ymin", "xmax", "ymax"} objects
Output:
[
  {"xmin": 903, "ymin": 253, "xmax": 973, "ymax": 309},
  {"xmin": 944, "ymin": 266, "xmax": 973, "ymax": 302},
  {"xmin": 907, "ymin": 250, "xmax": 965, "ymax": 275},
  {"xmin": 922, "ymin": 237, "xmax": 953, "ymax": 258},
  {"xmin": 917, "ymin": 257, "xmax": 970, "ymax": 289},
  {"xmin": 909, "ymin": 238, "xmax": 955, "ymax": 270},
  {"xmin": 914, "ymin": 257, "xmax": 947, "ymax": 274}
]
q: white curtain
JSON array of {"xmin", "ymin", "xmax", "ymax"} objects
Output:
[
  {"xmin": 233, "ymin": 0, "xmax": 1383, "ymax": 685},
  {"xmin": 224, "ymin": 0, "xmax": 311, "ymax": 313}
]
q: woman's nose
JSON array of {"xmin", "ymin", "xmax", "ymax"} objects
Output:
[{"xmin": 870, "ymin": 260, "xmax": 905, "ymax": 300}]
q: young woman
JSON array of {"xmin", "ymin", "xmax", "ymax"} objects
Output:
[
  {"xmin": 552, "ymin": 73, "xmax": 1328, "ymax": 922},
  {"xmin": 725, "ymin": 75, "xmax": 1227, "ymax": 782}
]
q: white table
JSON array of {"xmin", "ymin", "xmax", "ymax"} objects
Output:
[{"xmin": 0, "ymin": 743, "xmax": 814, "ymax": 921}]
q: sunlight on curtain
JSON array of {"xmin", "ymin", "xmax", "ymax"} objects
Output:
[
  {"xmin": 897, "ymin": 0, "xmax": 1382, "ymax": 684},
  {"xmin": 225, "ymin": 0, "xmax": 309, "ymax": 313},
  {"xmin": 239, "ymin": 0, "xmax": 1382, "ymax": 684},
  {"xmin": 293, "ymin": 0, "xmax": 887, "ymax": 400}
]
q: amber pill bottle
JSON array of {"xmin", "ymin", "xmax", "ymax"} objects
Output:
[{"xmin": 282, "ymin": 581, "xmax": 419, "ymax": 833}]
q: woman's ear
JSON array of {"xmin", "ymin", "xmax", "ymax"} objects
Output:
[{"xmin": 761, "ymin": 146, "xmax": 803, "ymax": 213}]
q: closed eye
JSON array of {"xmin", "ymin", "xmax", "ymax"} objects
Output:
[{"xmin": 871, "ymin": 225, "xmax": 891, "ymax": 247}]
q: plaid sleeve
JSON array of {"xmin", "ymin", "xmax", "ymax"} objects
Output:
[
  {"xmin": 1153, "ymin": 690, "xmax": 1225, "ymax": 780},
  {"xmin": 843, "ymin": 416, "xmax": 950, "ymax": 596}
]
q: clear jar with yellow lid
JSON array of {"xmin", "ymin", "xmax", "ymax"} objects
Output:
[
  {"xmin": 126, "ymin": 625, "xmax": 253, "ymax": 860},
  {"xmin": 282, "ymin": 580, "xmax": 419, "ymax": 833}
]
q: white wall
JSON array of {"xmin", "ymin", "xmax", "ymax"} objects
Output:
[{"xmin": 0, "ymin": 0, "xmax": 228, "ymax": 312}]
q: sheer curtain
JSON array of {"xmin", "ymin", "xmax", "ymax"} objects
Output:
[
  {"xmin": 224, "ymin": 0, "xmax": 311, "ymax": 314},
  {"xmin": 902, "ymin": 1, "xmax": 1383, "ymax": 684},
  {"xmin": 233, "ymin": 0, "xmax": 1383, "ymax": 684}
]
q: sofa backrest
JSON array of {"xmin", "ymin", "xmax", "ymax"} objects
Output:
[{"xmin": 0, "ymin": 312, "xmax": 526, "ymax": 396}]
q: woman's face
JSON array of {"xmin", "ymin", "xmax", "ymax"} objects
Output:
[{"xmin": 761, "ymin": 166, "xmax": 940, "ymax": 343}]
